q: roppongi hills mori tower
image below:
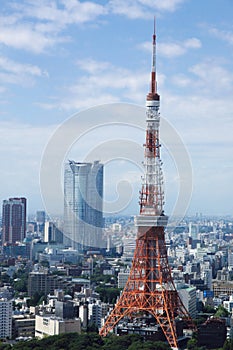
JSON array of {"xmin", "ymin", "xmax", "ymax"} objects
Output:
[
  {"xmin": 99, "ymin": 23, "xmax": 195, "ymax": 349},
  {"xmin": 64, "ymin": 160, "xmax": 104, "ymax": 251}
]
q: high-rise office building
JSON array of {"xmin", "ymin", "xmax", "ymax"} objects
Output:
[
  {"xmin": 64, "ymin": 160, "xmax": 103, "ymax": 251},
  {"xmin": 44, "ymin": 221, "xmax": 63, "ymax": 244},
  {"xmin": 2, "ymin": 197, "xmax": 27, "ymax": 245}
]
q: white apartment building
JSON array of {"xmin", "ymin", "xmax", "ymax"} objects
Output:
[
  {"xmin": 0, "ymin": 298, "xmax": 12, "ymax": 339},
  {"xmin": 122, "ymin": 234, "xmax": 136, "ymax": 261},
  {"xmin": 118, "ymin": 268, "xmax": 130, "ymax": 289},
  {"xmin": 88, "ymin": 300, "xmax": 102, "ymax": 328},
  {"xmin": 228, "ymin": 249, "xmax": 233, "ymax": 270},
  {"xmin": 175, "ymin": 247, "xmax": 187, "ymax": 263},
  {"xmin": 224, "ymin": 296, "xmax": 233, "ymax": 313},
  {"xmin": 35, "ymin": 315, "xmax": 81, "ymax": 338},
  {"xmin": 79, "ymin": 299, "xmax": 103, "ymax": 329}
]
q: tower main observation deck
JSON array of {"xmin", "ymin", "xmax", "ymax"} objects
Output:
[{"xmin": 99, "ymin": 23, "xmax": 195, "ymax": 349}]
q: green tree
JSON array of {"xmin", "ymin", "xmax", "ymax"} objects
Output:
[
  {"xmin": 28, "ymin": 291, "xmax": 46, "ymax": 306},
  {"xmin": 13, "ymin": 278, "xmax": 28, "ymax": 293},
  {"xmin": 0, "ymin": 343, "xmax": 12, "ymax": 350},
  {"xmin": 187, "ymin": 338, "xmax": 198, "ymax": 350},
  {"xmin": 87, "ymin": 322, "xmax": 99, "ymax": 333},
  {"xmin": 202, "ymin": 304, "xmax": 216, "ymax": 314},
  {"xmin": 193, "ymin": 317, "xmax": 206, "ymax": 326},
  {"xmin": 215, "ymin": 305, "xmax": 230, "ymax": 318},
  {"xmin": 128, "ymin": 340, "xmax": 171, "ymax": 350},
  {"xmin": 103, "ymin": 334, "xmax": 142, "ymax": 350},
  {"xmin": 95, "ymin": 286, "xmax": 120, "ymax": 304},
  {"xmin": 223, "ymin": 338, "xmax": 233, "ymax": 350},
  {"xmin": 4, "ymin": 331, "xmax": 172, "ymax": 350}
]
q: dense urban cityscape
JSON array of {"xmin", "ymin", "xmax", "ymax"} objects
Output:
[{"xmin": 1, "ymin": 200, "xmax": 233, "ymax": 348}]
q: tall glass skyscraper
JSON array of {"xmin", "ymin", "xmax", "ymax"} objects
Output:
[{"xmin": 64, "ymin": 160, "xmax": 104, "ymax": 251}]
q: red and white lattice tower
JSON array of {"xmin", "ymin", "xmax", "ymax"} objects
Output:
[{"xmin": 99, "ymin": 22, "xmax": 195, "ymax": 349}]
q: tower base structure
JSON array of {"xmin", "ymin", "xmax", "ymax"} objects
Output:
[{"xmin": 99, "ymin": 217, "xmax": 195, "ymax": 349}]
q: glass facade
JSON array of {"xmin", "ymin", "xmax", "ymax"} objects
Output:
[{"xmin": 64, "ymin": 161, "xmax": 103, "ymax": 251}]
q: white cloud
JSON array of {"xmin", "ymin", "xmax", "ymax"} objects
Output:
[
  {"xmin": 0, "ymin": 22, "xmax": 67, "ymax": 54},
  {"xmin": 0, "ymin": 56, "xmax": 48, "ymax": 86},
  {"xmin": 108, "ymin": 0, "xmax": 186, "ymax": 18},
  {"xmin": 11, "ymin": 0, "xmax": 107, "ymax": 25},
  {"xmin": 0, "ymin": 56, "xmax": 45, "ymax": 76},
  {"xmin": 158, "ymin": 85, "xmax": 233, "ymax": 215},
  {"xmin": 161, "ymin": 91, "xmax": 233, "ymax": 145},
  {"xmin": 189, "ymin": 60, "xmax": 233, "ymax": 93},
  {"xmin": 76, "ymin": 59, "xmax": 112, "ymax": 74},
  {"xmin": 0, "ymin": 0, "xmax": 187, "ymax": 54},
  {"xmin": 108, "ymin": 0, "xmax": 151, "ymax": 19},
  {"xmin": 61, "ymin": 0, "xmax": 108, "ymax": 23},
  {"xmin": 184, "ymin": 38, "xmax": 202, "ymax": 49},
  {"xmin": 140, "ymin": 0, "xmax": 186, "ymax": 12},
  {"xmin": 171, "ymin": 74, "xmax": 192, "ymax": 87},
  {"xmin": 159, "ymin": 42, "xmax": 186, "ymax": 57},
  {"xmin": 168, "ymin": 59, "xmax": 233, "ymax": 95},
  {"xmin": 208, "ymin": 26, "xmax": 233, "ymax": 45},
  {"xmin": 0, "ymin": 121, "xmax": 55, "ymax": 210},
  {"xmin": 0, "ymin": 1, "xmax": 107, "ymax": 53},
  {"xmin": 140, "ymin": 37, "xmax": 201, "ymax": 58},
  {"xmin": 43, "ymin": 58, "xmax": 150, "ymax": 110},
  {"xmin": 0, "ymin": 86, "xmax": 6, "ymax": 93}
]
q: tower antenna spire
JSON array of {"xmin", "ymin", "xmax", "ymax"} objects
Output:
[
  {"xmin": 154, "ymin": 15, "xmax": 156, "ymax": 35},
  {"xmin": 147, "ymin": 16, "xmax": 159, "ymax": 101}
]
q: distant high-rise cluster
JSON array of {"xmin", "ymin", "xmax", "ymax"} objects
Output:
[
  {"xmin": 64, "ymin": 160, "xmax": 104, "ymax": 251},
  {"xmin": 2, "ymin": 197, "xmax": 27, "ymax": 245},
  {"xmin": 36, "ymin": 210, "xmax": 46, "ymax": 235}
]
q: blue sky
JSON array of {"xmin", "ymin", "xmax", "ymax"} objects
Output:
[{"xmin": 0, "ymin": 0, "xmax": 233, "ymax": 217}]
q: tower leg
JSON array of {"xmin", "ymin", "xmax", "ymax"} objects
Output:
[{"xmin": 100, "ymin": 230, "xmax": 195, "ymax": 348}]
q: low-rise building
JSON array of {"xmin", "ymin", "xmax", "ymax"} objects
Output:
[
  {"xmin": 212, "ymin": 280, "xmax": 233, "ymax": 297},
  {"xmin": 35, "ymin": 315, "xmax": 81, "ymax": 338},
  {"xmin": 223, "ymin": 296, "xmax": 233, "ymax": 313},
  {"xmin": 12, "ymin": 315, "xmax": 35, "ymax": 339},
  {"xmin": 118, "ymin": 268, "xmax": 130, "ymax": 289}
]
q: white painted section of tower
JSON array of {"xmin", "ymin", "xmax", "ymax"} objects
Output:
[
  {"xmin": 141, "ymin": 102, "xmax": 165, "ymax": 216},
  {"xmin": 138, "ymin": 21, "xmax": 165, "ymax": 221}
]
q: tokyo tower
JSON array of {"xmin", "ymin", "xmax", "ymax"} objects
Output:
[{"xmin": 99, "ymin": 22, "xmax": 195, "ymax": 349}]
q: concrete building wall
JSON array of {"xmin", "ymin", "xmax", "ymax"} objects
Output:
[
  {"xmin": 212, "ymin": 280, "xmax": 233, "ymax": 297},
  {"xmin": 35, "ymin": 315, "xmax": 81, "ymax": 338},
  {"xmin": 12, "ymin": 316, "xmax": 35, "ymax": 338},
  {"xmin": 118, "ymin": 270, "xmax": 130, "ymax": 289},
  {"xmin": 178, "ymin": 287, "xmax": 197, "ymax": 319},
  {"xmin": 88, "ymin": 301, "xmax": 102, "ymax": 328}
]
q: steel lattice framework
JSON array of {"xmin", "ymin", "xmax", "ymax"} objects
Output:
[{"xmin": 99, "ymin": 21, "xmax": 195, "ymax": 349}]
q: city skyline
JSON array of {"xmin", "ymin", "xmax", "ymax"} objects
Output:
[{"xmin": 0, "ymin": 1, "xmax": 233, "ymax": 216}]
